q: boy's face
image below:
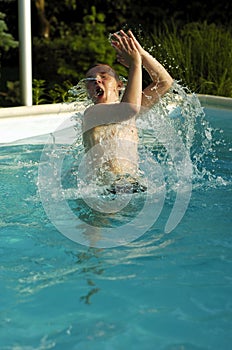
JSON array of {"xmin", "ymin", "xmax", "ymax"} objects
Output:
[{"xmin": 86, "ymin": 65, "xmax": 122, "ymax": 104}]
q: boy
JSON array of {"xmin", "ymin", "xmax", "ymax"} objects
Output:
[{"xmin": 82, "ymin": 30, "xmax": 173, "ymax": 193}]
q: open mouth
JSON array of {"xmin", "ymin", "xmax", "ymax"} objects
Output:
[{"xmin": 95, "ymin": 87, "xmax": 104, "ymax": 97}]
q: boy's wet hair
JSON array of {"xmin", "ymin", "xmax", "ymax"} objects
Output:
[{"xmin": 86, "ymin": 63, "xmax": 121, "ymax": 82}]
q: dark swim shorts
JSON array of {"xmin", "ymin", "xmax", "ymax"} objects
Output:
[{"xmin": 105, "ymin": 176, "xmax": 147, "ymax": 195}]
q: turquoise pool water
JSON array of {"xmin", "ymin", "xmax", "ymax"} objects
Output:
[{"xmin": 0, "ymin": 106, "xmax": 232, "ymax": 349}]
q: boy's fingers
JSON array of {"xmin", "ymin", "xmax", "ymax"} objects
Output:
[
  {"xmin": 120, "ymin": 30, "xmax": 129, "ymax": 38},
  {"xmin": 111, "ymin": 42, "xmax": 122, "ymax": 54},
  {"xmin": 121, "ymin": 36, "xmax": 131, "ymax": 49}
]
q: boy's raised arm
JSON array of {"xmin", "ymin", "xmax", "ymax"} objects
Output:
[
  {"xmin": 111, "ymin": 31, "xmax": 142, "ymax": 113},
  {"xmin": 115, "ymin": 30, "xmax": 173, "ymax": 108}
]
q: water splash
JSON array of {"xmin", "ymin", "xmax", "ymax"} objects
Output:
[
  {"xmin": 68, "ymin": 79, "xmax": 93, "ymax": 107},
  {"xmin": 67, "ymin": 79, "xmax": 224, "ymax": 194},
  {"xmin": 138, "ymin": 81, "xmax": 227, "ymax": 189}
]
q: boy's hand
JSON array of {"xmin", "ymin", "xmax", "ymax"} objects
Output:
[{"xmin": 111, "ymin": 30, "xmax": 141, "ymax": 68}]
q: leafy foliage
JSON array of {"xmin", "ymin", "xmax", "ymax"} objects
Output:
[
  {"xmin": 0, "ymin": 11, "xmax": 19, "ymax": 106},
  {"xmin": 1, "ymin": 1, "xmax": 232, "ymax": 106},
  {"xmin": 0, "ymin": 12, "xmax": 18, "ymax": 52},
  {"xmin": 33, "ymin": 6, "xmax": 127, "ymax": 85}
]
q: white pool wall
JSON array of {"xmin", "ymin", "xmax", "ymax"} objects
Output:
[{"xmin": 0, "ymin": 102, "xmax": 82, "ymax": 144}]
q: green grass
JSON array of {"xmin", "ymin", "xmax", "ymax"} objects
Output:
[{"xmin": 149, "ymin": 21, "xmax": 232, "ymax": 97}]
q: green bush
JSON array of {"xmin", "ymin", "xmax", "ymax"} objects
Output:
[
  {"xmin": 2, "ymin": 9, "xmax": 232, "ymax": 106},
  {"xmin": 33, "ymin": 6, "xmax": 126, "ymax": 85},
  {"xmin": 0, "ymin": 12, "xmax": 18, "ymax": 52}
]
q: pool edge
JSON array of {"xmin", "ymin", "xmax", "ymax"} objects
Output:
[
  {"xmin": 197, "ymin": 94, "xmax": 232, "ymax": 110},
  {"xmin": 0, "ymin": 102, "xmax": 82, "ymax": 119},
  {"xmin": 0, "ymin": 95, "xmax": 232, "ymax": 120}
]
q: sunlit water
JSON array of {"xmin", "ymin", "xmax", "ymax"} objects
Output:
[{"xmin": 0, "ymin": 83, "xmax": 232, "ymax": 349}]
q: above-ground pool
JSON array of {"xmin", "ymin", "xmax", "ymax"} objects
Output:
[{"xmin": 0, "ymin": 94, "xmax": 232, "ymax": 349}]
